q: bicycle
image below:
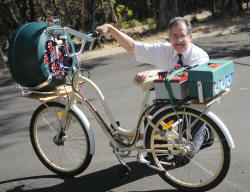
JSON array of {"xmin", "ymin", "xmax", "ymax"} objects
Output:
[{"xmin": 23, "ymin": 23, "xmax": 235, "ymax": 192}]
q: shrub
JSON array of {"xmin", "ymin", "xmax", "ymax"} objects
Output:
[{"xmin": 143, "ymin": 17, "xmax": 155, "ymax": 25}]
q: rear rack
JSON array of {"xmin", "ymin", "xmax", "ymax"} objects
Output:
[
  {"xmin": 189, "ymin": 88, "xmax": 230, "ymax": 108},
  {"xmin": 154, "ymin": 88, "xmax": 230, "ymax": 108}
]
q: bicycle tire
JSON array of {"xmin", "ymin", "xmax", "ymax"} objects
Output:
[
  {"xmin": 145, "ymin": 107, "xmax": 230, "ymax": 192},
  {"xmin": 30, "ymin": 102, "xmax": 92, "ymax": 176}
]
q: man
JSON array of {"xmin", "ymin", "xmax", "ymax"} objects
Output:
[
  {"xmin": 97, "ymin": 17, "xmax": 209, "ymax": 84},
  {"xmin": 97, "ymin": 17, "xmax": 211, "ymax": 158}
]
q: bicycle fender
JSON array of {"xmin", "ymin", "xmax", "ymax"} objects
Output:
[
  {"xmin": 205, "ymin": 110, "xmax": 235, "ymax": 149},
  {"xmin": 71, "ymin": 105, "xmax": 95, "ymax": 155}
]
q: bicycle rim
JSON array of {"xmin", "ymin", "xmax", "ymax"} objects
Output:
[
  {"xmin": 146, "ymin": 107, "xmax": 230, "ymax": 191},
  {"xmin": 30, "ymin": 102, "xmax": 91, "ymax": 176}
]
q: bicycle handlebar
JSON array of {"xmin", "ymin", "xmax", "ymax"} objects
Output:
[
  {"xmin": 61, "ymin": 27, "xmax": 100, "ymax": 57},
  {"xmin": 45, "ymin": 23, "xmax": 101, "ymax": 68},
  {"xmin": 64, "ymin": 27, "xmax": 93, "ymax": 42}
]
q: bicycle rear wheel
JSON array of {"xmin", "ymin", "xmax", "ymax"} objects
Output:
[
  {"xmin": 145, "ymin": 107, "xmax": 230, "ymax": 192},
  {"xmin": 30, "ymin": 102, "xmax": 92, "ymax": 176}
]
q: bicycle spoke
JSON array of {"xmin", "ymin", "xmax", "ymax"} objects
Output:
[{"xmin": 41, "ymin": 114, "xmax": 57, "ymax": 134}]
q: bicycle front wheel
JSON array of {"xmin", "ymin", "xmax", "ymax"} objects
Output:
[
  {"xmin": 30, "ymin": 102, "xmax": 92, "ymax": 176},
  {"xmin": 145, "ymin": 107, "xmax": 230, "ymax": 192}
]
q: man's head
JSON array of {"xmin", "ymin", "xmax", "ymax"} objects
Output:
[{"xmin": 169, "ymin": 17, "xmax": 192, "ymax": 54}]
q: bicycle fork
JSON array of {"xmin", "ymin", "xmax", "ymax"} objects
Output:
[{"xmin": 53, "ymin": 103, "xmax": 71, "ymax": 144}]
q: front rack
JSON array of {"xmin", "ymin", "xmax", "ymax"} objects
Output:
[{"xmin": 20, "ymin": 85, "xmax": 72, "ymax": 102}]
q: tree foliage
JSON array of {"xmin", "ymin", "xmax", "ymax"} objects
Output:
[{"xmin": 0, "ymin": 0, "xmax": 247, "ymax": 68}]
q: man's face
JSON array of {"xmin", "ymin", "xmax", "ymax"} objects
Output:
[{"xmin": 169, "ymin": 21, "xmax": 192, "ymax": 54}]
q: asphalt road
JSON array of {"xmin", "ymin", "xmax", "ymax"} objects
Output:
[{"xmin": 0, "ymin": 29, "xmax": 250, "ymax": 192}]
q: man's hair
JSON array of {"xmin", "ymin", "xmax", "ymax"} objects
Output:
[{"xmin": 169, "ymin": 17, "xmax": 192, "ymax": 36}]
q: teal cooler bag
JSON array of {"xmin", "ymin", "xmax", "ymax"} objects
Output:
[
  {"xmin": 8, "ymin": 22, "xmax": 75, "ymax": 91},
  {"xmin": 188, "ymin": 60, "xmax": 234, "ymax": 99}
]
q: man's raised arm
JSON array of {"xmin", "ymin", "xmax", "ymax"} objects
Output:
[{"xmin": 96, "ymin": 24, "xmax": 135, "ymax": 52}]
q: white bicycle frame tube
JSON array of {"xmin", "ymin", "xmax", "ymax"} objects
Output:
[
  {"xmin": 71, "ymin": 73, "xmax": 137, "ymax": 138},
  {"xmin": 58, "ymin": 27, "xmax": 140, "ymax": 147}
]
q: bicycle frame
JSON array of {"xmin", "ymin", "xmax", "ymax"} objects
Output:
[
  {"xmin": 52, "ymin": 26, "xmax": 235, "ymax": 156},
  {"xmin": 57, "ymin": 70, "xmax": 152, "ymax": 149}
]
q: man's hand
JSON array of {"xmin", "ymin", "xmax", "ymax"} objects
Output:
[
  {"xmin": 96, "ymin": 24, "xmax": 135, "ymax": 52},
  {"xmin": 96, "ymin": 24, "xmax": 111, "ymax": 39},
  {"xmin": 134, "ymin": 70, "xmax": 160, "ymax": 84}
]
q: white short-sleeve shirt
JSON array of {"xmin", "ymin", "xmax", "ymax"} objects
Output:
[{"xmin": 134, "ymin": 41, "xmax": 209, "ymax": 71}]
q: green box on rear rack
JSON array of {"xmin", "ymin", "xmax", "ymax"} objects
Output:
[{"xmin": 187, "ymin": 60, "xmax": 234, "ymax": 100}]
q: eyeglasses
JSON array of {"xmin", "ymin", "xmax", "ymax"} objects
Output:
[{"xmin": 171, "ymin": 34, "xmax": 189, "ymax": 40}]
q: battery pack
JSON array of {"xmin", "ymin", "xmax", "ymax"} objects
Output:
[{"xmin": 154, "ymin": 72, "xmax": 189, "ymax": 100}]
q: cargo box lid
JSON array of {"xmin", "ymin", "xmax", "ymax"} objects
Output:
[{"xmin": 188, "ymin": 60, "xmax": 234, "ymax": 82}]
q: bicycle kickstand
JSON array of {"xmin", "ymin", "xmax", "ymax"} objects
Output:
[{"xmin": 113, "ymin": 148, "xmax": 131, "ymax": 178}]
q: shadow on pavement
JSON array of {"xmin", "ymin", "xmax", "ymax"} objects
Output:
[
  {"xmin": 82, "ymin": 56, "xmax": 110, "ymax": 70},
  {"xmin": 194, "ymin": 32, "xmax": 250, "ymax": 61},
  {"xmin": 0, "ymin": 162, "xmax": 178, "ymax": 192},
  {"xmin": 208, "ymin": 46, "xmax": 250, "ymax": 59},
  {"xmin": 0, "ymin": 76, "xmax": 15, "ymax": 87},
  {"xmin": 0, "ymin": 111, "xmax": 31, "ymax": 137}
]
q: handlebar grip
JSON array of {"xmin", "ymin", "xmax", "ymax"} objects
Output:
[{"xmin": 87, "ymin": 30, "xmax": 100, "ymax": 38}]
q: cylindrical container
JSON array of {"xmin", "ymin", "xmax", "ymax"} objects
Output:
[{"xmin": 8, "ymin": 22, "xmax": 75, "ymax": 91}]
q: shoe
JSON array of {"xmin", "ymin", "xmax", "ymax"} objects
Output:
[
  {"xmin": 190, "ymin": 123, "xmax": 214, "ymax": 156},
  {"xmin": 200, "ymin": 124, "xmax": 214, "ymax": 150}
]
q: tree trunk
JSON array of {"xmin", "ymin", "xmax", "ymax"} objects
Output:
[
  {"xmin": 108, "ymin": 0, "xmax": 118, "ymax": 28},
  {"xmin": 36, "ymin": 0, "xmax": 48, "ymax": 19},
  {"xmin": 99, "ymin": 0, "xmax": 108, "ymax": 23},
  {"xmin": 0, "ymin": 47, "xmax": 6, "ymax": 69},
  {"xmin": 158, "ymin": 0, "xmax": 168, "ymax": 30},
  {"xmin": 91, "ymin": 0, "xmax": 97, "ymax": 29},
  {"xmin": 178, "ymin": 0, "xmax": 185, "ymax": 16},
  {"xmin": 62, "ymin": 1, "xmax": 73, "ymax": 26},
  {"xmin": 29, "ymin": 0, "xmax": 36, "ymax": 21},
  {"xmin": 221, "ymin": 0, "xmax": 230, "ymax": 13},
  {"xmin": 8, "ymin": 0, "xmax": 20, "ymax": 25},
  {"xmin": 238, "ymin": 0, "xmax": 243, "ymax": 11},
  {"xmin": 14, "ymin": 0, "xmax": 29, "ymax": 22},
  {"xmin": 158, "ymin": 0, "xmax": 178, "ymax": 30},
  {"xmin": 52, "ymin": 0, "xmax": 61, "ymax": 16},
  {"xmin": 210, "ymin": 0, "xmax": 216, "ymax": 15},
  {"xmin": 232, "ymin": 0, "xmax": 240, "ymax": 16}
]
